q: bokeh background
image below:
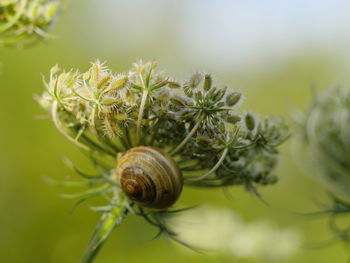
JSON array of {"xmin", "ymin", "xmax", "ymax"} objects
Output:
[{"xmin": 2, "ymin": 0, "xmax": 350, "ymax": 262}]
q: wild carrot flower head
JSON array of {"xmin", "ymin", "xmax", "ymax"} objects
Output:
[
  {"xmin": 38, "ymin": 60, "xmax": 288, "ymax": 189},
  {"xmin": 37, "ymin": 60, "xmax": 288, "ymax": 259}
]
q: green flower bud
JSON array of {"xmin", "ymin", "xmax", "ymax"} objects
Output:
[
  {"xmin": 189, "ymin": 72, "xmax": 202, "ymax": 88},
  {"xmin": 170, "ymin": 97, "xmax": 186, "ymax": 107},
  {"xmin": 195, "ymin": 90, "xmax": 202, "ymax": 101},
  {"xmin": 27, "ymin": 3, "xmax": 40, "ymax": 20},
  {"xmin": 44, "ymin": 2, "xmax": 59, "ymax": 21},
  {"xmin": 226, "ymin": 92, "xmax": 241, "ymax": 106},
  {"xmin": 167, "ymin": 81, "xmax": 180, "ymax": 89},
  {"xmin": 226, "ymin": 115, "xmax": 241, "ymax": 124},
  {"xmin": 218, "ymin": 121, "xmax": 226, "ymax": 133},
  {"xmin": 114, "ymin": 112, "xmax": 129, "ymax": 122},
  {"xmin": 183, "ymin": 86, "xmax": 193, "ymax": 97},
  {"xmin": 110, "ymin": 75, "xmax": 128, "ymax": 90},
  {"xmin": 245, "ymin": 113, "xmax": 255, "ymax": 130},
  {"xmin": 101, "ymin": 96, "xmax": 118, "ymax": 106},
  {"xmin": 203, "ymin": 74, "xmax": 212, "ymax": 91}
]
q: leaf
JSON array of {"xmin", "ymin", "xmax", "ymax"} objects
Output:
[
  {"xmin": 60, "ymin": 184, "xmax": 111, "ymax": 199},
  {"xmin": 63, "ymin": 157, "xmax": 103, "ymax": 181}
]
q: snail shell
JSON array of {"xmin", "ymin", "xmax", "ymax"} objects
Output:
[{"xmin": 116, "ymin": 146, "xmax": 183, "ymax": 210}]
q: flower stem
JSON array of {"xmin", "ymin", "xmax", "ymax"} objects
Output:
[
  {"xmin": 123, "ymin": 126, "xmax": 133, "ymax": 148},
  {"xmin": 186, "ymin": 147, "xmax": 228, "ymax": 181},
  {"xmin": 89, "ymin": 107, "xmax": 120, "ymax": 154},
  {"xmin": 136, "ymin": 89, "xmax": 148, "ymax": 146},
  {"xmin": 170, "ymin": 114, "xmax": 204, "ymax": 156},
  {"xmin": 51, "ymin": 101, "xmax": 90, "ymax": 152},
  {"xmin": 80, "ymin": 205, "xmax": 128, "ymax": 263}
]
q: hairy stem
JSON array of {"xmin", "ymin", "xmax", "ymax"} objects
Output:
[
  {"xmin": 123, "ymin": 126, "xmax": 133, "ymax": 148},
  {"xmin": 80, "ymin": 205, "xmax": 128, "ymax": 263},
  {"xmin": 51, "ymin": 101, "xmax": 90, "ymax": 151},
  {"xmin": 136, "ymin": 89, "xmax": 148, "ymax": 146},
  {"xmin": 170, "ymin": 114, "xmax": 204, "ymax": 156},
  {"xmin": 89, "ymin": 107, "xmax": 121, "ymax": 154},
  {"xmin": 186, "ymin": 147, "xmax": 228, "ymax": 181}
]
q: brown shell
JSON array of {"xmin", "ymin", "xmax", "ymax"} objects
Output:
[{"xmin": 116, "ymin": 146, "xmax": 183, "ymax": 210}]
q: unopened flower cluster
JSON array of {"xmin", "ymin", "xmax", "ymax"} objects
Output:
[
  {"xmin": 295, "ymin": 86, "xmax": 350, "ymax": 242},
  {"xmin": 296, "ymin": 86, "xmax": 350, "ymax": 199},
  {"xmin": 38, "ymin": 60, "xmax": 288, "ymax": 192},
  {"xmin": 0, "ymin": 0, "xmax": 59, "ymax": 44}
]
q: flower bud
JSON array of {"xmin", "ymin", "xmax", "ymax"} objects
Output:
[
  {"xmin": 101, "ymin": 96, "xmax": 118, "ymax": 106},
  {"xmin": 245, "ymin": 113, "xmax": 255, "ymax": 131},
  {"xmin": 203, "ymin": 74, "xmax": 212, "ymax": 91},
  {"xmin": 44, "ymin": 2, "xmax": 59, "ymax": 22},
  {"xmin": 183, "ymin": 86, "xmax": 193, "ymax": 97},
  {"xmin": 226, "ymin": 92, "xmax": 241, "ymax": 106},
  {"xmin": 226, "ymin": 115, "xmax": 241, "ymax": 124},
  {"xmin": 189, "ymin": 73, "xmax": 202, "ymax": 88},
  {"xmin": 110, "ymin": 75, "xmax": 128, "ymax": 90},
  {"xmin": 27, "ymin": 3, "xmax": 40, "ymax": 20},
  {"xmin": 167, "ymin": 81, "xmax": 180, "ymax": 89}
]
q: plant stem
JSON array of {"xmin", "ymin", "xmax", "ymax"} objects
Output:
[
  {"xmin": 89, "ymin": 107, "xmax": 120, "ymax": 154},
  {"xmin": 123, "ymin": 126, "xmax": 133, "ymax": 148},
  {"xmin": 80, "ymin": 205, "xmax": 128, "ymax": 263},
  {"xmin": 186, "ymin": 147, "xmax": 228, "ymax": 181},
  {"xmin": 136, "ymin": 89, "xmax": 148, "ymax": 146},
  {"xmin": 51, "ymin": 101, "xmax": 90, "ymax": 151},
  {"xmin": 170, "ymin": 114, "xmax": 204, "ymax": 156}
]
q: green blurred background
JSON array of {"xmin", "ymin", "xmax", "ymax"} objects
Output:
[{"xmin": 1, "ymin": 0, "xmax": 350, "ymax": 262}]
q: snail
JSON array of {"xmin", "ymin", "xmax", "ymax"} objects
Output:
[{"xmin": 116, "ymin": 146, "xmax": 183, "ymax": 210}]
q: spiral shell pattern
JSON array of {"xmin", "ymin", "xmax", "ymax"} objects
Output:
[{"xmin": 116, "ymin": 146, "xmax": 183, "ymax": 210}]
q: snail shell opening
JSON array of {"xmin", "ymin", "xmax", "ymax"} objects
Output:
[{"xmin": 116, "ymin": 146, "xmax": 183, "ymax": 210}]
